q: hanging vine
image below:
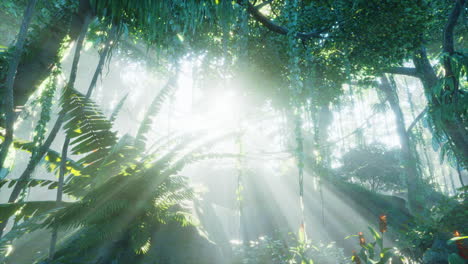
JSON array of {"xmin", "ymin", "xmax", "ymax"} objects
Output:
[
  {"xmin": 285, "ymin": 0, "xmax": 306, "ymax": 242},
  {"xmin": 235, "ymin": 0, "xmax": 249, "ymax": 242}
]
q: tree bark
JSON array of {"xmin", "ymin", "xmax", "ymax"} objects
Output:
[
  {"xmin": 442, "ymin": 0, "xmax": 465, "ymax": 91},
  {"xmin": 411, "ymin": 0, "xmax": 468, "ymax": 169},
  {"xmin": 0, "ymin": 0, "xmax": 38, "ymax": 173},
  {"xmin": 9, "ymin": 12, "xmax": 69, "ymax": 112},
  {"xmin": 413, "ymin": 48, "xmax": 468, "ymax": 168},
  {"xmin": 441, "ymin": 0, "xmax": 468, "ymax": 167},
  {"xmin": 0, "ymin": 0, "xmax": 92, "ymax": 119}
]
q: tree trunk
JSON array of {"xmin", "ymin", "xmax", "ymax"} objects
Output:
[
  {"xmin": 48, "ymin": 136, "xmax": 69, "ymax": 260},
  {"xmin": 0, "ymin": 0, "xmax": 92, "ymax": 120},
  {"xmin": 0, "ymin": 114, "xmax": 63, "ymax": 238},
  {"xmin": 449, "ymin": 170, "xmax": 457, "ymax": 194},
  {"xmin": 456, "ymin": 159, "xmax": 465, "ymax": 187},
  {"xmin": 85, "ymin": 26, "xmax": 116, "ymax": 98},
  {"xmin": 49, "ymin": 18, "xmax": 109, "ymax": 258},
  {"xmin": 404, "ymin": 79, "xmax": 436, "ymax": 184},
  {"xmin": 0, "ymin": 12, "xmax": 92, "ymax": 239},
  {"xmin": 413, "ymin": 48, "xmax": 468, "ymax": 168},
  {"xmin": 0, "ymin": 0, "xmax": 38, "ymax": 172},
  {"xmin": 441, "ymin": 165, "xmax": 450, "ymax": 195},
  {"xmin": 1, "ymin": 8, "xmax": 65, "ymax": 113},
  {"xmin": 378, "ymin": 75, "xmax": 421, "ymax": 212},
  {"xmin": 412, "ymin": 0, "xmax": 468, "ymax": 169},
  {"xmin": 317, "ymin": 103, "xmax": 333, "ymax": 168}
]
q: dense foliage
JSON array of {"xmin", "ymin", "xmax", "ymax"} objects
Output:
[
  {"xmin": 0, "ymin": 0, "xmax": 466, "ymax": 263},
  {"xmin": 340, "ymin": 144, "xmax": 402, "ymax": 192}
]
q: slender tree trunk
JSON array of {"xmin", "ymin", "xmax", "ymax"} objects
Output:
[
  {"xmin": 0, "ymin": 12, "xmax": 92, "ymax": 239},
  {"xmin": 0, "ymin": 115, "xmax": 63, "ymax": 238},
  {"xmin": 0, "ymin": 0, "xmax": 38, "ymax": 173},
  {"xmin": 378, "ymin": 75, "xmax": 421, "ymax": 212},
  {"xmin": 317, "ymin": 103, "xmax": 333, "ymax": 168},
  {"xmin": 404, "ymin": 79, "xmax": 435, "ymax": 184},
  {"xmin": 456, "ymin": 158, "xmax": 465, "ymax": 187},
  {"xmin": 48, "ymin": 136, "xmax": 69, "ymax": 260},
  {"xmin": 449, "ymin": 170, "xmax": 457, "ymax": 195},
  {"xmin": 441, "ymin": 165, "xmax": 450, "ymax": 195},
  {"xmin": 336, "ymin": 106, "xmax": 347, "ymax": 152},
  {"xmin": 85, "ymin": 27, "xmax": 115, "ymax": 98},
  {"xmin": 49, "ymin": 20, "xmax": 115, "ymax": 260},
  {"xmin": 312, "ymin": 95, "xmax": 333, "ymax": 226},
  {"xmin": 48, "ymin": 14, "xmax": 93, "ymax": 259}
]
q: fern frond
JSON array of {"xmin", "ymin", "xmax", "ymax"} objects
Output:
[
  {"xmin": 135, "ymin": 75, "xmax": 178, "ymax": 149},
  {"xmin": 64, "ymin": 134, "xmax": 139, "ymax": 197},
  {"xmin": 61, "ymin": 87, "xmax": 117, "ymax": 162},
  {"xmin": 0, "ymin": 178, "xmax": 58, "ymax": 190},
  {"xmin": 2, "ymin": 136, "xmax": 83, "ymax": 176},
  {"xmin": 109, "ymin": 93, "xmax": 128, "ymax": 123},
  {"xmin": 0, "ymin": 201, "xmax": 69, "ymax": 224}
]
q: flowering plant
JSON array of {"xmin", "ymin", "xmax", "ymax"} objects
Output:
[{"xmin": 347, "ymin": 215, "xmax": 404, "ymax": 264}]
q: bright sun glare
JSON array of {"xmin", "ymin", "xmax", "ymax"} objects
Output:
[{"xmin": 159, "ymin": 61, "xmax": 242, "ymax": 136}]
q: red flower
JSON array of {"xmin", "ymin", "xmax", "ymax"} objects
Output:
[{"xmin": 454, "ymin": 231, "xmax": 468, "ymax": 259}]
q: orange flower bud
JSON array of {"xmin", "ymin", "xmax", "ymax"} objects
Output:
[
  {"xmin": 358, "ymin": 232, "xmax": 366, "ymax": 246},
  {"xmin": 454, "ymin": 231, "xmax": 468, "ymax": 259},
  {"xmin": 379, "ymin": 214, "xmax": 387, "ymax": 233}
]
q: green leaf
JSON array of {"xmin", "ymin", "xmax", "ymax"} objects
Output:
[
  {"xmin": 448, "ymin": 253, "xmax": 465, "ymax": 264},
  {"xmin": 447, "ymin": 236, "xmax": 468, "ymax": 244},
  {"xmin": 298, "ymin": 227, "xmax": 305, "ymax": 243},
  {"xmin": 369, "ymin": 226, "xmax": 381, "ymax": 240},
  {"xmin": 0, "ymin": 201, "xmax": 70, "ymax": 224}
]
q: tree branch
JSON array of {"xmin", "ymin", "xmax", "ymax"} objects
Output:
[
  {"xmin": 239, "ymin": 0, "xmax": 325, "ymax": 40},
  {"xmin": 443, "ymin": 0, "xmax": 465, "ymax": 54},
  {"xmin": 254, "ymin": 0, "xmax": 273, "ymax": 10},
  {"xmin": 328, "ymin": 111, "xmax": 379, "ymax": 146},
  {"xmin": 384, "ymin": 67, "xmax": 419, "ymax": 78},
  {"xmin": 407, "ymin": 107, "xmax": 428, "ymax": 133}
]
